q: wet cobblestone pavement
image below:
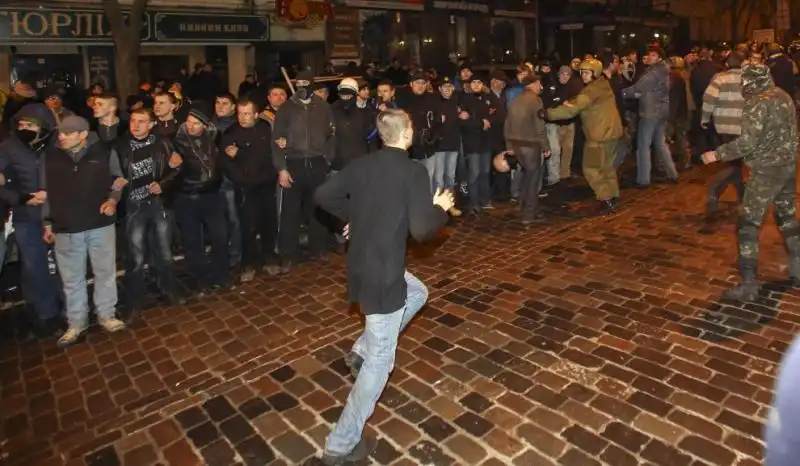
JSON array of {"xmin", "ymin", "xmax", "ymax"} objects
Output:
[{"xmin": 0, "ymin": 165, "xmax": 790, "ymax": 465}]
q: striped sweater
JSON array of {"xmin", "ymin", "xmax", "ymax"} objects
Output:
[{"xmin": 701, "ymin": 69, "xmax": 744, "ymax": 135}]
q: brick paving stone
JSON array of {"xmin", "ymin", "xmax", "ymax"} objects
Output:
[{"xmin": 2, "ymin": 170, "xmax": 796, "ymax": 465}]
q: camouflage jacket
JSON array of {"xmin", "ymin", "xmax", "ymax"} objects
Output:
[{"xmin": 717, "ymin": 64, "xmax": 798, "ymax": 168}]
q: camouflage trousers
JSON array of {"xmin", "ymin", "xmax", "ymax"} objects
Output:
[
  {"xmin": 738, "ymin": 166, "xmax": 800, "ymax": 268},
  {"xmin": 583, "ymin": 140, "xmax": 619, "ymax": 201}
]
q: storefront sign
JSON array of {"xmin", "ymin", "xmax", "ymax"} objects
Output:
[
  {"xmin": 430, "ymin": 0, "xmax": 489, "ymax": 13},
  {"xmin": 0, "ymin": 8, "xmax": 269, "ymax": 44},
  {"xmin": 153, "ymin": 13, "xmax": 268, "ymax": 42},
  {"xmin": 326, "ymin": 7, "xmax": 361, "ymax": 60},
  {"xmin": 0, "ymin": 8, "xmax": 150, "ymax": 43},
  {"xmin": 275, "ymin": 0, "xmax": 333, "ymax": 28},
  {"xmin": 343, "ymin": 0, "xmax": 425, "ymax": 11},
  {"xmin": 493, "ymin": 0, "xmax": 537, "ymax": 19}
]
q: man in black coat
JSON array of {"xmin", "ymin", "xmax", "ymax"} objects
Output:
[{"xmin": 221, "ymin": 99, "xmax": 280, "ymax": 282}]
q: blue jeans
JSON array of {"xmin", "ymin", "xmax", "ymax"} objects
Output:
[
  {"xmin": 222, "ymin": 179, "xmax": 242, "ymax": 266},
  {"xmin": 325, "ymin": 271, "xmax": 429, "ymax": 455},
  {"xmin": 125, "ymin": 200, "xmax": 177, "ymax": 303},
  {"xmin": 414, "ymin": 157, "xmax": 436, "ymax": 194},
  {"xmin": 14, "ymin": 221, "xmax": 60, "ymax": 321},
  {"xmin": 54, "ymin": 225, "xmax": 117, "ymax": 329},
  {"xmin": 636, "ymin": 117, "xmax": 678, "ymax": 185},
  {"xmin": 433, "ymin": 151, "xmax": 458, "ymax": 191},
  {"xmin": 467, "ymin": 151, "xmax": 491, "ymax": 209},
  {"xmin": 766, "ymin": 335, "xmax": 800, "ymax": 465}
]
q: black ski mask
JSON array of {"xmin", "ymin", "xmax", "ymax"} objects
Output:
[
  {"xmin": 15, "ymin": 128, "xmax": 51, "ymax": 152},
  {"xmin": 295, "ymin": 83, "xmax": 310, "ymax": 100}
]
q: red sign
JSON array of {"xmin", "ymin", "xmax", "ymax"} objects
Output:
[{"xmin": 275, "ymin": 0, "xmax": 332, "ymax": 28}]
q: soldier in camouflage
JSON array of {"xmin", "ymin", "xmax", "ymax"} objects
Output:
[
  {"xmin": 701, "ymin": 63, "xmax": 799, "ymax": 301},
  {"xmin": 545, "ymin": 58, "xmax": 623, "ymax": 214}
]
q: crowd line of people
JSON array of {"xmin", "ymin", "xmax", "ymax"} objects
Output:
[
  {"xmin": 1, "ymin": 39, "xmax": 800, "ymax": 464},
  {"xmin": 0, "ymin": 40, "xmax": 796, "ymax": 350}
]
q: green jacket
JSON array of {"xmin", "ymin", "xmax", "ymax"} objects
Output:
[
  {"xmin": 546, "ymin": 76, "xmax": 623, "ymax": 143},
  {"xmin": 717, "ymin": 65, "xmax": 798, "ymax": 168}
]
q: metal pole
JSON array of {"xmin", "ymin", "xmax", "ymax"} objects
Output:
[
  {"xmin": 535, "ymin": 0, "xmax": 541, "ymax": 53},
  {"xmin": 569, "ymin": 31, "xmax": 574, "ymax": 57}
]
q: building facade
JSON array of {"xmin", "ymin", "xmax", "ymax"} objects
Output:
[{"xmin": 0, "ymin": 0, "xmax": 328, "ymax": 94}]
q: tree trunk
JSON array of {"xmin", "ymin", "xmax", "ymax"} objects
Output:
[
  {"xmin": 103, "ymin": 0, "xmax": 148, "ymax": 100},
  {"xmin": 115, "ymin": 35, "xmax": 141, "ymax": 102}
]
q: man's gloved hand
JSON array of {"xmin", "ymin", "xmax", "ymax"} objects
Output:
[{"xmin": 506, "ymin": 154, "xmax": 519, "ymax": 170}]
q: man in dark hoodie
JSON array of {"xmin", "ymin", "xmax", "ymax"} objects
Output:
[
  {"xmin": 402, "ymin": 69, "xmax": 443, "ymax": 191},
  {"xmin": 172, "ymin": 104, "xmax": 231, "ymax": 293},
  {"xmin": 1, "ymin": 81, "xmax": 38, "ymax": 132},
  {"xmin": 0, "ymin": 103, "xmax": 62, "ymax": 336},
  {"xmin": 459, "ymin": 73, "xmax": 497, "ymax": 214},
  {"xmin": 271, "ymin": 70, "xmax": 336, "ymax": 274},
  {"xmin": 221, "ymin": 99, "xmax": 280, "ymax": 282},
  {"xmin": 330, "ymin": 78, "xmax": 372, "ymax": 171}
]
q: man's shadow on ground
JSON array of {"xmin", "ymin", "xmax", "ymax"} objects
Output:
[{"xmin": 682, "ymin": 280, "xmax": 788, "ymax": 342}]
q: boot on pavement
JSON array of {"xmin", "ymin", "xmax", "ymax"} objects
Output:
[{"xmin": 723, "ymin": 259, "xmax": 760, "ymax": 302}]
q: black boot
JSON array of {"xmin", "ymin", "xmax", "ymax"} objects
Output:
[{"xmin": 723, "ymin": 258, "xmax": 760, "ymax": 302}]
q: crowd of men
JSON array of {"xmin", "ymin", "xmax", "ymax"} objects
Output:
[{"xmin": 0, "ymin": 39, "xmax": 796, "ymax": 351}]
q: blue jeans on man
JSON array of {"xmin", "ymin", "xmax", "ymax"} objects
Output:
[
  {"xmin": 14, "ymin": 221, "xmax": 61, "ymax": 323},
  {"xmin": 221, "ymin": 177, "xmax": 242, "ymax": 267},
  {"xmin": 325, "ymin": 271, "xmax": 429, "ymax": 456},
  {"xmin": 636, "ymin": 117, "xmax": 678, "ymax": 186},
  {"xmin": 467, "ymin": 151, "xmax": 492, "ymax": 210},
  {"xmin": 125, "ymin": 199, "xmax": 178, "ymax": 307},
  {"xmin": 54, "ymin": 224, "xmax": 117, "ymax": 330},
  {"xmin": 433, "ymin": 151, "xmax": 458, "ymax": 192}
]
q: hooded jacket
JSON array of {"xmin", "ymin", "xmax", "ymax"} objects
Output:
[
  {"xmin": 717, "ymin": 65, "xmax": 798, "ymax": 168},
  {"xmin": 623, "ymin": 60, "xmax": 670, "ymax": 119},
  {"xmin": 330, "ymin": 98, "xmax": 372, "ymax": 170},
  {"xmin": 271, "ymin": 94, "xmax": 336, "ymax": 171},
  {"xmin": 0, "ymin": 103, "xmax": 56, "ymax": 223}
]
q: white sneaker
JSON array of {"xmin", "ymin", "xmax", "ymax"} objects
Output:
[
  {"xmin": 99, "ymin": 317, "xmax": 126, "ymax": 333},
  {"xmin": 57, "ymin": 326, "xmax": 87, "ymax": 347}
]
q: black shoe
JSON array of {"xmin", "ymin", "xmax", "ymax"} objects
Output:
[
  {"xmin": 321, "ymin": 435, "xmax": 378, "ymax": 465},
  {"xmin": 600, "ymin": 199, "xmax": 617, "ymax": 214},
  {"xmin": 344, "ymin": 351, "xmax": 363, "ymax": 379}
]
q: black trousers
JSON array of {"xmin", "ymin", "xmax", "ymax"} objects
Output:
[
  {"xmin": 517, "ymin": 145, "xmax": 544, "ymax": 220},
  {"xmin": 237, "ymin": 182, "xmax": 278, "ymax": 269},
  {"xmin": 174, "ymin": 192, "xmax": 229, "ymax": 287},
  {"xmin": 279, "ymin": 156, "xmax": 329, "ymax": 263}
]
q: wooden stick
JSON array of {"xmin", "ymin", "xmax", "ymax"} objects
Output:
[{"xmin": 280, "ymin": 66, "xmax": 296, "ymax": 94}]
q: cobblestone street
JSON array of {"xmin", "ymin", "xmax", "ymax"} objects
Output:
[{"xmin": 0, "ymin": 165, "xmax": 791, "ymax": 466}]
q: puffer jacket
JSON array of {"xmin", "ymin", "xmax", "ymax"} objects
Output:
[
  {"xmin": 623, "ymin": 60, "xmax": 670, "ymax": 119},
  {"xmin": 0, "ymin": 103, "xmax": 57, "ymax": 223}
]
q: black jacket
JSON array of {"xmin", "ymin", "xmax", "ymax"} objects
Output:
[
  {"xmin": 540, "ymin": 73, "xmax": 559, "ymax": 108},
  {"xmin": 486, "ymin": 90, "xmax": 507, "ymax": 153},
  {"xmin": 331, "ymin": 99, "xmax": 372, "ymax": 170},
  {"xmin": 172, "ymin": 124, "xmax": 223, "ymax": 194},
  {"xmin": 96, "ymin": 118, "xmax": 129, "ymax": 144},
  {"xmin": 272, "ymin": 94, "xmax": 336, "ymax": 171},
  {"xmin": 0, "ymin": 103, "xmax": 56, "ymax": 223},
  {"xmin": 314, "ymin": 147, "xmax": 448, "ymax": 315},
  {"xmin": 153, "ymin": 117, "xmax": 179, "ymax": 140},
  {"xmin": 690, "ymin": 60, "xmax": 724, "ymax": 110},
  {"xmin": 437, "ymin": 96, "xmax": 461, "ymax": 152},
  {"xmin": 116, "ymin": 134, "xmax": 180, "ymax": 202},
  {"xmin": 767, "ymin": 54, "xmax": 796, "ymax": 97},
  {"xmin": 402, "ymin": 92, "xmax": 443, "ymax": 160},
  {"xmin": 221, "ymin": 120, "xmax": 277, "ymax": 187},
  {"xmin": 458, "ymin": 92, "xmax": 493, "ymax": 154},
  {"xmin": 552, "ymin": 76, "xmax": 584, "ymax": 125},
  {"xmin": 43, "ymin": 136, "xmax": 121, "ymax": 233}
]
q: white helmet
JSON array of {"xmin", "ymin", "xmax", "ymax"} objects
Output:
[{"xmin": 338, "ymin": 77, "xmax": 359, "ymax": 94}]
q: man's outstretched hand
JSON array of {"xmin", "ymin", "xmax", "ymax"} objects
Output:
[{"xmin": 433, "ymin": 188, "xmax": 455, "ymax": 212}]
